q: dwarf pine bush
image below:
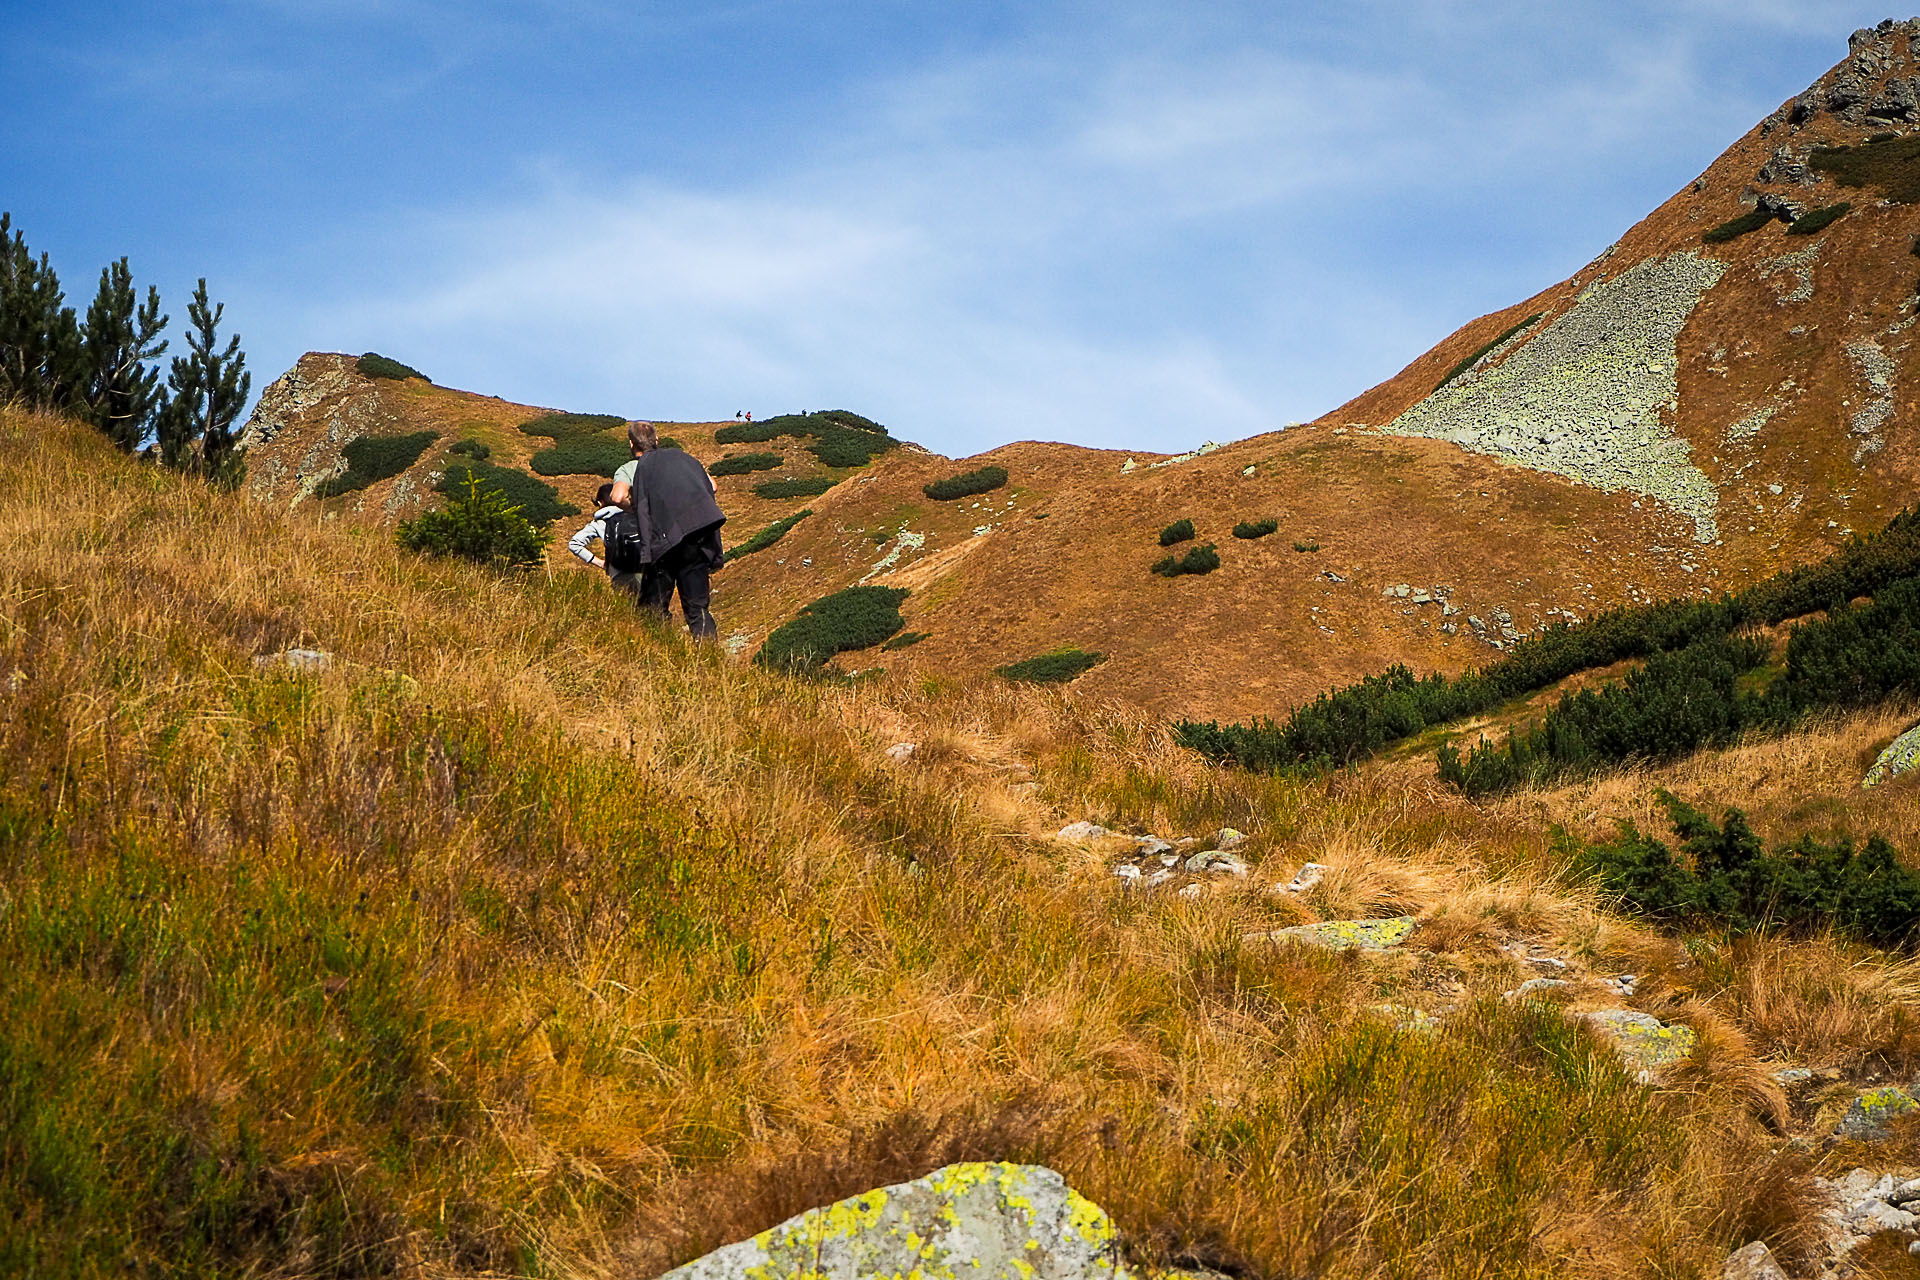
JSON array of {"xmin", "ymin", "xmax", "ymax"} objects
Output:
[
  {"xmin": 1233, "ymin": 518, "xmax": 1278, "ymax": 540},
  {"xmin": 435, "ymin": 460, "xmax": 575, "ymax": 528},
  {"xmin": 1152, "ymin": 543, "xmax": 1219, "ymax": 578},
  {"xmin": 753, "ymin": 476, "xmax": 835, "ymax": 500},
  {"xmin": 397, "ymin": 475, "xmax": 544, "ymax": 568},
  {"xmin": 715, "ymin": 411, "xmax": 896, "ymax": 468},
  {"xmin": 724, "ymin": 510, "xmax": 811, "ymax": 562},
  {"xmin": 530, "ymin": 435, "xmax": 629, "ymax": 477},
  {"xmin": 1701, "ymin": 210, "xmax": 1776, "ymax": 245},
  {"xmin": 1787, "ymin": 202, "xmax": 1851, "ymax": 235},
  {"xmin": 996, "ymin": 647, "xmax": 1104, "ymax": 683},
  {"xmin": 518, "ymin": 412, "xmax": 625, "ymax": 438},
  {"xmin": 710, "ymin": 452, "xmax": 784, "ymax": 477},
  {"xmin": 881, "ymin": 631, "xmax": 928, "ymax": 651},
  {"xmin": 315, "ymin": 430, "xmax": 440, "ymax": 498},
  {"xmin": 1158, "ymin": 518, "xmax": 1195, "ymax": 547},
  {"xmin": 357, "ymin": 352, "xmax": 428, "ymax": 381},
  {"xmin": 924, "ymin": 466, "xmax": 1007, "ymax": 501},
  {"xmin": 448, "ymin": 438, "xmax": 490, "ymax": 460},
  {"xmin": 1434, "ymin": 313, "xmax": 1543, "ymax": 389},
  {"xmin": 755, "ymin": 585, "xmax": 909, "ymax": 671}
]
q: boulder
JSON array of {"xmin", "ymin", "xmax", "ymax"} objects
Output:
[
  {"xmin": 1057, "ymin": 821, "xmax": 1108, "ymax": 842},
  {"xmin": 1581, "ymin": 1009, "xmax": 1697, "ymax": 1077},
  {"xmin": 1249, "ymin": 916, "xmax": 1416, "ymax": 951},
  {"xmin": 1863, "ymin": 723, "xmax": 1920, "ymax": 788},
  {"xmin": 1721, "ymin": 1240, "xmax": 1788, "ymax": 1280},
  {"xmin": 1835, "ymin": 1086, "xmax": 1919, "ymax": 1141},
  {"xmin": 657, "ymin": 1162, "xmax": 1142, "ymax": 1280}
]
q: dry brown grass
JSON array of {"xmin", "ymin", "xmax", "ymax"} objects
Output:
[{"xmin": 0, "ymin": 407, "xmax": 1909, "ymax": 1279}]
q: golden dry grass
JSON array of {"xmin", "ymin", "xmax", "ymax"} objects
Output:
[{"xmin": 3, "ymin": 407, "xmax": 1919, "ymax": 1279}]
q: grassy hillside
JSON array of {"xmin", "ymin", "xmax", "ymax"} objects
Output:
[{"xmin": 7, "ymin": 405, "xmax": 1920, "ymax": 1279}]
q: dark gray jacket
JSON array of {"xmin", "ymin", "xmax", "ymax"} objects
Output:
[{"xmin": 616, "ymin": 448, "xmax": 726, "ymax": 567}]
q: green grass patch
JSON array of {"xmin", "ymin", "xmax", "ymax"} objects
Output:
[
  {"xmin": 518, "ymin": 413, "xmax": 625, "ymax": 439},
  {"xmin": 755, "ymin": 586, "xmax": 909, "ymax": 671},
  {"xmin": 1435, "ymin": 314, "xmax": 1542, "ymax": 390},
  {"xmin": 435, "ymin": 460, "xmax": 576, "ymax": 529},
  {"xmin": 315, "ymin": 431, "xmax": 440, "ymax": 498},
  {"xmin": 881, "ymin": 631, "xmax": 928, "ymax": 651},
  {"xmin": 753, "ymin": 476, "xmax": 836, "ymax": 500},
  {"xmin": 357, "ymin": 352, "xmax": 428, "ymax": 381},
  {"xmin": 724, "ymin": 510, "xmax": 811, "ymax": 562},
  {"xmin": 1232, "ymin": 518, "xmax": 1278, "ymax": 540},
  {"xmin": 923, "ymin": 466, "xmax": 1007, "ymax": 501},
  {"xmin": 1152, "ymin": 543, "xmax": 1219, "ymax": 578},
  {"xmin": 530, "ymin": 435, "xmax": 630, "ymax": 477},
  {"xmin": 1158, "ymin": 518, "xmax": 1195, "ymax": 547},
  {"xmin": 1787, "ymin": 202, "xmax": 1852, "ymax": 235},
  {"xmin": 709, "ymin": 452, "xmax": 784, "ymax": 477},
  {"xmin": 1701, "ymin": 209, "xmax": 1776, "ymax": 245},
  {"xmin": 995, "ymin": 647, "xmax": 1104, "ymax": 683},
  {"xmin": 1812, "ymin": 132, "xmax": 1920, "ymax": 202}
]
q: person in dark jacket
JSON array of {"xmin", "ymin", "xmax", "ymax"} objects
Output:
[{"xmin": 608, "ymin": 420, "xmax": 726, "ymax": 638}]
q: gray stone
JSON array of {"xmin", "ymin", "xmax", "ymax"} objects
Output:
[
  {"xmin": 885, "ymin": 742, "xmax": 918, "ymax": 763},
  {"xmin": 1112, "ymin": 864, "xmax": 1142, "ymax": 882},
  {"xmin": 1212, "ymin": 828, "xmax": 1247, "ymax": 851},
  {"xmin": 1870, "ymin": 76, "xmax": 1920, "ymax": 120},
  {"xmin": 1056, "ymin": 821, "xmax": 1108, "ymax": 842},
  {"xmin": 255, "ymin": 648, "xmax": 331, "ymax": 672},
  {"xmin": 1273, "ymin": 862, "xmax": 1327, "ymax": 895},
  {"xmin": 1581, "ymin": 1009, "xmax": 1697, "ymax": 1077},
  {"xmin": 1136, "ymin": 837, "xmax": 1174, "ymax": 857},
  {"xmin": 1721, "ymin": 1240, "xmax": 1788, "ymax": 1280},
  {"xmin": 1864, "ymin": 723, "xmax": 1920, "ymax": 788},
  {"xmin": 1836, "ymin": 1087, "xmax": 1919, "ymax": 1141},
  {"xmin": 1184, "ymin": 851, "xmax": 1249, "ymax": 877},
  {"xmin": 1509, "ymin": 977, "xmax": 1571, "ymax": 999},
  {"xmin": 1889, "ymin": 1177, "xmax": 1920, "ymax": 1208},
  {"xmin": 1250, "ymin": 916, "xmax": 1417, "ymax": 951},
  {"xmin": 657, "ymin": 1162, "xmax": 1126, "ymax": 1280},
  {"xmin": 1757, "ymin": 145, "xmax": 1813, "ymax": 186},
  {"xmin": 1849, "ymin": 1198, "xmax": 1919, "ymax": 1232},
  {"xmin": 1773, "ymin": 1067, "xmax": 1815, "ymax": 1087}
]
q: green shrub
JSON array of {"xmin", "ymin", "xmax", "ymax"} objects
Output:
[
  {"xmin": 996, "ymin": 647, "xmax": 1104, "ymax": 683},
  {"xmin": 1159, "ymin": 518, "xmax": 1195, "ymax": 546},
  {"xmin": 448, "ymin": 438, "xmax": 490, "ymax": 460},
  {"xmin": 755, "ymin": 586, "xmax": 909, "ymax": 671},
  {"xmin": 435, "ymin": 460, "xmax": 576, "ymax": 528},
  {"xmin": 881, "ymin": 631, "xmax": 929, "ymax": 651},
  {"xmin": 1583, "ymin": 791, "xmax": 1920, "ymax": 949},
  {"xmin": 923, "ymin": 466, "xmax": 1008, "ymax": 501},
  {"xmin": 518, "ymin": 413, "xmax": 624, "ymax": 438},
  {"xmin": 1233, "ymin": 518, "xmax": 1278, "ymax": 540},
  {"xmin": 396, "ymin": 475, "xmax": 544, "ymax": 568},
  {"xmin": 1177, "ymin": 508, "xmax": 1920, "ymax": 773},
  {"xmin": 724, "ymin": 510, "xmax": 810, "ymax": 562},
  {"xmin": 1812, "ymin": 133, "xmax": 1920, "ymax": 202},
  {"xmin": 357, "ymin": 353, "xmax": 428, "ymax": 381},
  {"xmin": 1435, "ymin": 313, "xmax": 1542, "ymax": 389},
  {"xmin": 753, "ymin": 476, "xmax": 836, "ymax": 500},
  {"xmin": 530, "ymin": 434, "xmax": 629, "ymax": 477},
  {"xmin": 1293, "ymin": 540, "xmax": 1320, "ymax": 553},
  {"xmin": 1152, "ymin": 543, "xmax": 1219, "ymax": 578},
  {"xmin": 1700, "ymin": 210, "xmax": 1775, "ymax": 245},
  {"xmin": 709, "ymin": 451, "xmax": 783, "ymax": 476},
  {"xmin": 1787, "ymin": 202, "xmax": 1852, "ymax": 235},
  {"xmin": 714, "ymin": 411, "xmax": 896, "ymax": 468},
  {"xmin": 315, "ymin": 430, "xmax": 440, "ymax": 498}
]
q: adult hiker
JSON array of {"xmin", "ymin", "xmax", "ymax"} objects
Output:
[{"xmin": 608, "ymin": 420, "xmax": 726, "ymax": 638}]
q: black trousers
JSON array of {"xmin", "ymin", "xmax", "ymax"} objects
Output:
[{"xmin": 638, "ymin": 527, "xmax": 721, "ymax": 637}]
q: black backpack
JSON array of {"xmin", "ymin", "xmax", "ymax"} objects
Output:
[{"xmin": 603, "ymin": 508, "xmax": 648, "ymax": 573}]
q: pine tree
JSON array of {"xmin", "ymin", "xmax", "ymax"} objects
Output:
[
  {"xmin": 81, "ymin": 258, "xmax": 168, "ymax": 452},
  {"xmin": 0, "ymin": 212, "xmax": 85, "ymax": 410},
  {"xmin": 156, "ymin": 278, "xmax": 249, "ymax": 484}
]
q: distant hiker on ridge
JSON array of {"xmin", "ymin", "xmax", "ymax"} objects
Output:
[{"xmin": 608, "ymin": 420, "xmax": 726, "ymax": 638}]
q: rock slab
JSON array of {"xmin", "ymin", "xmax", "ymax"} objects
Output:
[
  {"xmin": 1864, "ymin": 724, "xmax": 1920, "ymax": 788},
  {"xmin": 1581, "ymin": 1009, "xmax": 1697, "ymax": 1076},
  {"xmin": 1252, "ymin": 917, "xmax": 1416, "ymax": 951},
  {"xmin": 657, "ymin": 1162, "xmax": 1127, "ymax": 1280}
]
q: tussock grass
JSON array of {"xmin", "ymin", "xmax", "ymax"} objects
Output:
[{"xmin": 0, "ymin": 406, "xmax": 1905, "ymax": 1278}]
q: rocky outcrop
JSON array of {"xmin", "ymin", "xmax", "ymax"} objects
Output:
[
  {"xmin": 235, "ymin": 353, "xmax": 383, "ymax": 507},
  {"xmin": 1382, "ymin": 253, "xmax": 1727, "ymax": 542},
  {"xmin": 657, "ymin": 1162, "xmax": 1183, "ymax": 1280},
  {"xmin": 1864, "ymin": 724, "xmax": 1920, "ymax": 787}
]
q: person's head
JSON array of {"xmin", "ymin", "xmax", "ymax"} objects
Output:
[
  {"xmin": 594, "ymin": 482, "xmax": 617, "ymax": 508},
  {"xmin": 627, "ymin": 420, "xmax": 659, "ymax": 455}
]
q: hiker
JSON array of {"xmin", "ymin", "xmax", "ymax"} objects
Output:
[
  {"xmin": 566, "ymin": 482, "xmax": 643, "ymax": 600},
  {"xmin": 608, "ymin": 420, "xmax": 726, "ymax": 638}
]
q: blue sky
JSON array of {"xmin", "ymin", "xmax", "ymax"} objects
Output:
[{"xmin": 1, "ymin": 1, "xmax": 1901, "ymax": 456}]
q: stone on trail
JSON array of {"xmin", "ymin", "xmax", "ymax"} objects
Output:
[
  {"xmin": 1249, "ymin": 916, "xmax": 1416, "ymax": 951},
  {"xmin": 1835, "ymin": 1086, "xmax": 1920, "ymax": 1141},
  {"xmin": 1581, "ymin": 1009, "xmax": 1697, "ymax": 1077},
  {"xmin": 1864, "ymin": 723, "xmax": 1920, "ymax": 788},
  {"xmin": 1720, "ymin": 1240, "xmax": 1788, "ymax": 1280},
  {"xmin": 1057, "ymin": 821, "xmax": 1108, "ymax": 841},
  {"xmin": 658, "ymin": 1161, "xmax": 1156, "ymax": 1280}
]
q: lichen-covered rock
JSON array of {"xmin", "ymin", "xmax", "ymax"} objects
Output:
[
  {"xmin": 1864, "ymin": 724, "xmax": 1920, "ymax": 788},
  {"xmin": 1383, "ymin": 252, "xmax": 1728, "ymax": 542},
  {"xmin": 1836, "ymin": 1087, "xmax": 1919, "ymax": 1141},
  {"xmin": 1057, "ymin": 821, "xmax": 1109, "ymax": 842},
  {"xmin": 656, "ymin": 1162, "xmax": 1129, "ymax": 1280},
  {"xmin": 1721, "ymin": 1240, "xmax": 1788, "ymax": 1280},
  {"xmin": 1251, "ymin": 916, "xmax": 1416, "ymax": 951},
  {"xmin": 1581, "ymin": 1009, "xmax": 1697, "ymax": 1077}
]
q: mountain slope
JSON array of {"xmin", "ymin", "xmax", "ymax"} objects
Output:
[{"xmin": 238, "ymin": 24, "xmax": 1920, "ymax": 723}]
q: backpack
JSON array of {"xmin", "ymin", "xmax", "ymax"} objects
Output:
[{"xmin": 602, "ymin": 508, "xmax": 648, "ymax": 573}]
